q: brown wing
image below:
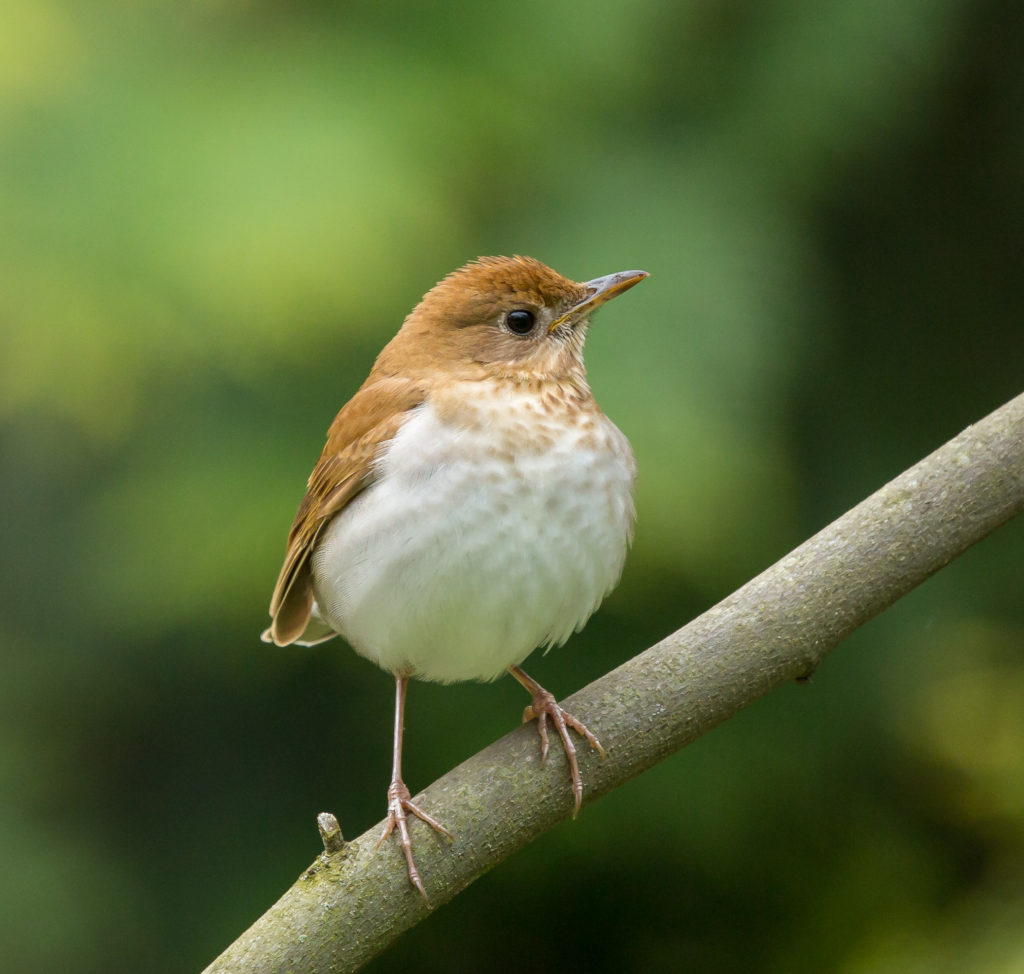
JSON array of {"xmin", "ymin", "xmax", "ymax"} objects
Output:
[{"xmin": 263, "ymin": 376, "xmax": 426, "ymax": 646}]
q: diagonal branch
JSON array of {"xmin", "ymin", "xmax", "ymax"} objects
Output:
[{"xmin": 203, "ymin": 391, "xmax": 1024, "ymax": 974}]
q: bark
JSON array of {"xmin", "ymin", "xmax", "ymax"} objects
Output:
[{"xmin": 203, "ymin": 391, "xmax": 1024, "ymax": 974}]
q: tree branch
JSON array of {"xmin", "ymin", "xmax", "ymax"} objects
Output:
[{"xmin": 203, "ymin": 391, "xmax": 1024, "ymax": 974}]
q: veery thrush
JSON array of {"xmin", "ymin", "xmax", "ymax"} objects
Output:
[{"xmin": 263, "ymin": 256, "xmax": 647, "ymax": 901}]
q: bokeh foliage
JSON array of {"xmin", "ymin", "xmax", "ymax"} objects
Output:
[{"xmin": 2, "ymin": 1, "xmax": 1023, "ymax": 971}]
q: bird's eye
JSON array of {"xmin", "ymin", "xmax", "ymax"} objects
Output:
[{"xmin": 505, "ymin": 309, "xmax": 536, "ymax": 335}]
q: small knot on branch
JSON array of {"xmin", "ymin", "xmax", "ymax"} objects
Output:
[{"xmin": 317, "ymin": 812, "xmax": 346, "ymax": 854}]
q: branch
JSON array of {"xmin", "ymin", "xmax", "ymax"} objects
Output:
[{"xmin": 203, "ymin": 391, "xmax": 1024, "ymax": 974}]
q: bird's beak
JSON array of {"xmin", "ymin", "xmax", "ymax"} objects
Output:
[{"xmin": 550, "ymin": 269, "xmax": 650, "ymax": 332}]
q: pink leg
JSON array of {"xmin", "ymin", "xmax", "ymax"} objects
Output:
[
  {"xmin": 508, "ymin": 665, "xmax": 606, "ymax": 816},
  {"xmin": 376, "ymin": 674, "xmax": 453, "ymax": 905}
]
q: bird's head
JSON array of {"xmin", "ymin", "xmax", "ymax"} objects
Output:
[{"xmin": 375, "ymin": 256, "xmax": 648, "ymax": 383}]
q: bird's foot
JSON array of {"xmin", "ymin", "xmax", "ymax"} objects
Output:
[
  {"xmin": 521, "ymin": 685, "xmax": 606, "ymax": 817},
  {"xmin": 377, "ymin": 779, "xmax": 453, "ymax": 905}
]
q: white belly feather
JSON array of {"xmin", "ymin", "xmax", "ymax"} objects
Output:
[{"xmin": 311, "ymin": 386, "xmax": 635, "ymax": 683}]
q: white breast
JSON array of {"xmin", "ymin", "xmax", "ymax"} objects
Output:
[{"xmin": 311, "ymin": 384, "xmax": 635, "ymax": 683}]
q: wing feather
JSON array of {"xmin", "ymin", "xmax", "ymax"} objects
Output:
[{"xmin": 263, "ymin": 376, "xmax": 425, "ymax": 646}]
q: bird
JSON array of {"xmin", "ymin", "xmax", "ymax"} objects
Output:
[{"xmin": 262, "ymin": 255, "xmax": 647, "ymax": 902}]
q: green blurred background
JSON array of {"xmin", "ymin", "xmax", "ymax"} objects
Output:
[{"xmin": 3, "ymin": 1, "xmax": 1023, "ymax": 971}]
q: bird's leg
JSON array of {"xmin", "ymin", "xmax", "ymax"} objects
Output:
[
  {"xmin": 508, "ymin": 665, "xmax": 606, "ymax": 817},
  {"xmin": 377, "ymin": 674, "xmax": 453, "ymax": 905}
]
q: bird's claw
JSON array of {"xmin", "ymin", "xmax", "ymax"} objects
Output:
[
  {"xmin": 377, "ymin": 779, "xmax": 453, "ymax": 906},
  {"xmin": 522, "ymin": 687, "xmax": 605, "ymax": 816}
]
